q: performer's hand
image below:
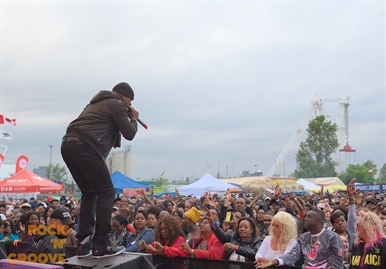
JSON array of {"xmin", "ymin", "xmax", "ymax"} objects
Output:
[{"xmin": 128, "ymin": 107, "xmax": 139, "ymax": 120}]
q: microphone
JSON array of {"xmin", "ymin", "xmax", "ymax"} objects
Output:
[
  {"xmin": 137, "ymin": 118, "xmax": 148, "ymax": 129},
  {"xmin": 128, "ymin": 107, "xmax": 147, "ymax": 129}
]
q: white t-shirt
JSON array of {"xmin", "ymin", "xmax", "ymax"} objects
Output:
[{"xmin": 255, "ymin": 236, "xmax": 297, "ymax": 260}]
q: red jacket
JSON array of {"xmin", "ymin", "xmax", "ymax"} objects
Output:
[{"xmin": 162, "ymin": 233, "xmax": 225, "ymax": 260}]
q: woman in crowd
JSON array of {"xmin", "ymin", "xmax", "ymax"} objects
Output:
[
  {"xmin": 254, "ymin": 206, "xmax": 266, "ymax": 235},
  {"xmin": 107, "ymin": 214, "xmax": 131, "ymax": 247},
  {"xmin": 349, "ymin": 211, "xmax": 386, "ymax": 269},
  {"xmin": 126, "ymin": 210, "xmax": 154, "ymax": 252},
  {"xmin": 330, "ymin": 210, "xmax": 355, "ymax": 255},
  {"xmin": 147, "ymin": 205, "xmax": 162, "ymax": 232},
  {"xmin": 148, "ymin": 217, "xmax": 225, "ymax": 260},
  {"xmin": 209, "ymin": 213, "xmax": 263, "ymax": 262},
  {"xmin": 262, "ymin": 212, "xmax": 274, "ymax": 238},
  {"xmin": 141, "ymin": 215, "xmax": 185, "ymax": 252},
  {"xmin": 18, "ymin": 212, "xmax": 40, "ymax": 242},
  {"xmin": 162, "ymin": 200, "xmax": 174, "ymax": 214},
  {"xmin": 172, "ymin": 210, "xmax": 183, "ymax": 222},
  {"xmin": 340, "ymin": 235, "xmax": 350, "ymax": 269},
  {"xmin": 255, "ymin": 212, "xmax": 297, "ymax": 264},
  {"xmin": 43, "ymin": 205, "xmax": 54, "ymax": 225},
  {"xmin": 0, "ymin": 219, "xmax": 19, "ymax": 240},
  {"xmin": 117, "ymin": 206, "xmax": 135, "ymax": 233}
]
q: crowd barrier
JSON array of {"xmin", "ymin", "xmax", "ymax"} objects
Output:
[
  {"xmin": 152, "ymin": 255, "xmax": 301, "ymax": 269},
  {"xmin": 0, "ymin": 241, "xmax": 302, "ymax": 269}
]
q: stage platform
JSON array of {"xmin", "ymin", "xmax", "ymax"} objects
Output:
[{"xmin": 59, "ymin": 252, "xmax": 154, "ymax": 269}]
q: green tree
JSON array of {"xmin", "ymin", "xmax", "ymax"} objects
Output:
[
  {"xmin": 379, "ymin": 163, "xmax": 386, "ymax": 183},
  {"xmin": 294, "ymin": 115, "xmax": 339, "ymax": 178},
  {"xmin": 46, "ymin": 163, "xmax": 68, "ymax": 181},
  {"xmin": 339, "ymin": 160, "xmax": 378, "ymax": 184}
]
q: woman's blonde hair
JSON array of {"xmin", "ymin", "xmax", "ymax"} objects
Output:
[
  {"xmin": 355, "ymin": 211, "xmax": 386, "ymax": 250},
  {"xmin": 269, "ymin": 211, "xmax": 298, "ymax": 253}
]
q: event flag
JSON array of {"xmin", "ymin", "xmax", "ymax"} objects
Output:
[
  {"xmin": 0, "ymin": 114, "xmax": 16, "ymax": 126},
  {"xmin": 0, "ymin": 154, "xmax": 3, "ymax": 167},
  {"xmin": 15, "ymin": 155, "xmax": 28, "ymax": 174},
  {"xmin": 0, "ymin": 131, "xmax": 12, "ymax": 140}
]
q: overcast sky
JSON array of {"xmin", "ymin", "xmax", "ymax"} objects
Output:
[{"xmin": 0, "ymin": 0, "xmax": 385, "ymax": 182}]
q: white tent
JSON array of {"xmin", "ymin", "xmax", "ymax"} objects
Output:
[
  {"xmin": 296, "ymin": 178, "xmax": 321, "ymax": 191},
  {"xmin": 177, "ymin": 172, "xmax": 241, "ymax": 197}
]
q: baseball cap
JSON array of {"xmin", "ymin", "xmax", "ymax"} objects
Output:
[
  {"xmin": 50, "ymin": 208, "xmax": 73, "ymax": 225},
  {"xmin": 366, "ymin": 198, "xmax": 377, "ymax": 206}
]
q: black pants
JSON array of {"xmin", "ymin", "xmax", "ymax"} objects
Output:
[{"xmin": 61, "ymin": 140, "xmax": 115, "ymax": 246}]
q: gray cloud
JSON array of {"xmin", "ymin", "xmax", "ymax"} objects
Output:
[{"xmin": 1, "ymin": 1, "xmax": 384, "ymax": 181}]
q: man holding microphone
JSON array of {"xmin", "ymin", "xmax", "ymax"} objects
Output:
[{"xmin": 61, "ymin": 82, "xmax": 139, "ymax": 258}]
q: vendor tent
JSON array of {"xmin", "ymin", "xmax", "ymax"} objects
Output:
[
  {"xmin": 223, "ymin": 176, "xmax": 271, "ymax": 185},
  {"xmin": 296, "ymin": 178, "xmax": 321, "ymax": 191},
  {"xmin": 305, "ymin": 177, "xmax": 346, "ymax": 191},
  {"xmin": 111, "ymin": 171, "xmax": 148, "ymax": 193},
  {"xmin": 0, "ymin": 169, "xmax": 63, "ymax": 193},
  {"xmin": 177, "ymin": 172, "xmax": 242, "ymax": 197}
]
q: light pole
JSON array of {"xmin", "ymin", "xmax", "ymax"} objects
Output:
[
  {"xmin": 254, "ymin": 164, "xmax": 258, "ymax": 175},
  {"xmin": 48, "ymin": 143, "xmax": 54, "ymax": 180}
]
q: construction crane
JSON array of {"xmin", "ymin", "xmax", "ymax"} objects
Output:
[{"xmin": 267, "ymin": 96, "xmax": 351, "ymax": 177}]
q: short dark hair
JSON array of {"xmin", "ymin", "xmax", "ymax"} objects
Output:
[
  {"xmin": 330, "ymin": 210, "xmax": 346, "ymax": 224},
  {"xmin": 113, "ymin": 214, "xmax": 128, "ymax": 226},
  {"xmin": 310, "ymin": 208, "xmax": 325, "ymax": 222}
]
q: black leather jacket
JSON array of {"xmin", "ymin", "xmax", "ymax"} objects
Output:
[
  {"xmin": 63, "ymin": 90, "xmax": 137, "ymax": 160},
  {"xmin": 213, "ymin": 226, "xmax": 263, "ymax": 262}
]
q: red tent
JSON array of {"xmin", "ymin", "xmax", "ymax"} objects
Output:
[{"xmin": 0, "ymin": 169, "xmax": 63, "ymax": 193}]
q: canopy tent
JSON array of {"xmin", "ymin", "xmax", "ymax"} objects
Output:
[
  {"xmin": 304, "ymin": 177, "xmax": 346, "ymax": 192},
  {"xmin": 222, "ymin": 176, "xmax": 271, "ymax": 185},
  {"xmin": 111, "ymin": 171, "xmax": 148, "ymax": 194},
  {"xmin": 177, "ymin": 172, "xmax": 242, "ymax": 197},
  {"xmin": 0, "ymin": 169, "xmax": 63, "ymax": 193},
  {"xmin": 296, "ymin": 178, "xmax": 321, "ymax": 191}
]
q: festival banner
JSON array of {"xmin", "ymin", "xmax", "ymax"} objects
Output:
[{"xmin": 15, "ymin": 155, "xmax": 29, "ymax": 173}]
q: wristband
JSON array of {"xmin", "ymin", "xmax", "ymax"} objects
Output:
[{"xmin": 235, "ymin": 246, "xmax": 239, "ymax": 251}]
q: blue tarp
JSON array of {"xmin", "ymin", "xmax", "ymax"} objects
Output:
[{"xmin": 111, "ymin": 171, "xmax": 148, "ymax": 193}]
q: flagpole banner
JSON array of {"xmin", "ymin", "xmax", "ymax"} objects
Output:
[
  {"xmin": 0, "ymin": 115, "xmax": 16, "ymax": 126},
  {"xmin": 0, "ymin": 154, "xmax": 4, "ymax": 167},
  {"xmin": 0, "ymin": 131, "xmax": 12, "ymax": 140},
  {"xmin": 15, "ymin": 155, "xmax": 29, "ymax": 174}
]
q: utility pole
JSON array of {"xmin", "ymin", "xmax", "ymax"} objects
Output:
[{"xmin": 48, "ymin": 143, "xmax": 54, "ymax": 180}]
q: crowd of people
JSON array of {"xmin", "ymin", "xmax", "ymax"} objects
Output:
[{"xmin": 1, "ymin": 178, "xmax": 386, "ymax": 268}]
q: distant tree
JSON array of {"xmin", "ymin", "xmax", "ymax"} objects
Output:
[
  {"xmin": 46, "ymin": 163, "xmax": 68, "ymax": 181},
  {"xmin": 339, "ymin": 160, "xmax": 378, "ymax": 184},
  {"xmin": 377, "ymin": 163, "xmax": 386, "ymax": 183},
  {"xmin": 294, "ymin": 115, "xmax": 339, "ymax": 178}
]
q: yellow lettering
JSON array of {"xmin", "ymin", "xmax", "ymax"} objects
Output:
[
  {"xmin": 47, "ymin": 224, "xmax": 56, "ymax": 235},
  {"xmin": 51, "ymin": 238, "xmax": 64, "ymax": 249},
  {"xmin": 37, "ymin": 253, "xmax": 48, "ymax": 264},
  {"xmin": 47, "ymin": 254, "xmax": 57, "ymax": 264},
  {"xmin": 28, "ymin": 253, "xmax": 37, "ymax": 263},
  {"xmin": 351, "ymin": 255, "xmax": 361, "ymax": 266},
  {"xmin": 7, "ymin": 253, "xmax": 16, "ymax": 260},
  {"xmin": 56, "ymin": 224, "xmax": 66, "ymax": 236},
  {"xmin": 57, "ymin": 253, "xmax": 66, "ymax": 263},
  {"xmin": 28, "ymin": 225, "xmax": 38, "ymax": 235},
  {"xmin": 37, "ymin": 225, "xmax": 47, "ymax": 236},
  {"xmin": 18, "ymin": 253, "xmax": 27, "ymax": 261}
]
